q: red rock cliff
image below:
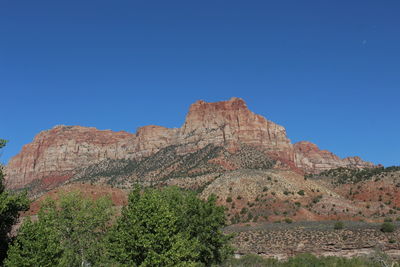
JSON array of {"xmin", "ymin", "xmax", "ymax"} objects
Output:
[{"xmin": 5, "ymin": 97, "xmax": 374, "ymax": 189}]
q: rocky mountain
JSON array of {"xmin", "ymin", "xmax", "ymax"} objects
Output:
[
  {"xmin": 8, "ymin": 97, "xmax": 400, "ymax": 262},
  {"xmin": 5, "ymin": 97, "xmax": 374, "ymax": 192}
]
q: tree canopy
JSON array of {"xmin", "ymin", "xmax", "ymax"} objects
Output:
[
  {"xmin": 5, "ymin": 185, "xmax": 232, "ymax": 266},
  {"xmin": 106, "ymin": 186, "xmax": 232, "ymax": 266},
  {"xmin": 5, "ymin": 192, "xmax": 113, "ymax": 267}
]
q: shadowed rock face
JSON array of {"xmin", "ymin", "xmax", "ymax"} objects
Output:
[{"xmin": 5, "ymin": 97, "xmax": 374, "ymax": 190}]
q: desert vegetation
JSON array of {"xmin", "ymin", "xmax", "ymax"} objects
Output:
[{"xmin": 308, "ymin": 167, "xmax": 400, "ymax": 185}]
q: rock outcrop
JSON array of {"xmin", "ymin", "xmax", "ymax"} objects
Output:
[{"xmin": 5, "ymin": 97, "xmax": 374, "ymax": 190}]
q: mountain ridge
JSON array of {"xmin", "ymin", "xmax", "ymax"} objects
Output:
[{"xmin": 5, "ymin": 97, "xmax": 374, "ymax": 191}]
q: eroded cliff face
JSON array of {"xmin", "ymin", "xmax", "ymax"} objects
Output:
[
  {"xmin": 179, "ymin": 98, "xmax": 293, "ymax": 158},
  {"xmin": 5, "ymin": 97, "xmax": 374, "ymax": 190},
  {"xmin": 5, "ymin": 126, "xmax": 136, "ymax": 188}
]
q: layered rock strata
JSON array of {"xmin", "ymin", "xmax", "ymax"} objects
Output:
[{"xmin": 5, "ymin": 97, "xmax": 374, "ymax": 189}]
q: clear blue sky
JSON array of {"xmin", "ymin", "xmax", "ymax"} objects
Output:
[{"xmin": 1, "ymin": 0, "xmax": 399, "ymax": 166}]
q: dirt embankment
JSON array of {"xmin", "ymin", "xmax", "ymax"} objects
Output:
[{"xmin": 225, "ymin": 221, "xmax": 400, "ymax": 260}]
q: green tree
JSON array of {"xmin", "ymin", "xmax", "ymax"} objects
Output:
[
  {"xmin": 107, "ymin": 186, "xmax": 232, "ymax": 266},
  {"xmin": 4, "ymin": 218, "xmax": 61, "ymax": 267},
  {"xmin": 0, "ymin": 139, "xmax": 30, "ymax": 264},
  {"xmin": 5, "ymin": 191, "xmax": 113, "ymax": 266}
]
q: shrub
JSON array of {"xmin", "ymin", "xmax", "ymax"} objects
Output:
[
  {"xmin": 312, "ymin": 195, "xmax": 322, "ymax": 204},
  {"xmin": 284, "ymin": 218, "xmax": 293, "ymax": 224},
  {"xmin": 226, "ymin": 196, "xmax": 233, "ymax": 203},
  {"xmin": 297, "ymin": 190, "xmax": 305, "ymax": 196},
  {"xmin": 230, "ymin": 214, "xmax": 240, "ymax": 225},
  {"xmin": 381, "ymin": 222, "xmax": 396, "ymax": 233},
  {"xmin": 334, "ymin": 221, "xmax": 344, "ymax": 230}
]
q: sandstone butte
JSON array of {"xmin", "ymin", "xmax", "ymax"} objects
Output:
[{"xmin": 5, "ymin": 97, "xmax": 374, "ymax": 189}]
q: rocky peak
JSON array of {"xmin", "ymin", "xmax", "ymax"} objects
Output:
[
  {"xmin": 181, "ymin": 97, "xmax": 292, "ymax": 153},
  {"xmin": 182, "ymin": 97, "xmax": 250, "ymax": 132}
]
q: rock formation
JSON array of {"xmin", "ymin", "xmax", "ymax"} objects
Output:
[
  {"xmin": 5, "ymin": 97, "xmax": 374, "ymax": 190},
  {"xmin": 5, "ymin": 126, "xmax": 135, "ymax": 188},
  {"xmin": 293, "ymin": 141, "xmax": 374, "ymax": 173}
]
